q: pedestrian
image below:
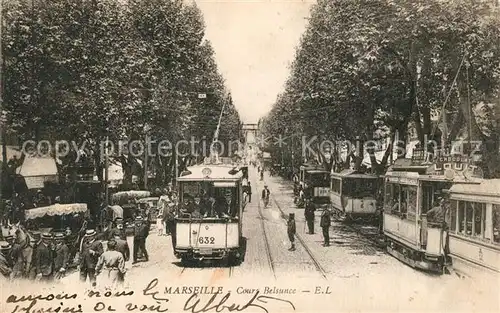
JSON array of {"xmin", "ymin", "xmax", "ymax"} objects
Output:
[
  {"xmin": 35, "ymin": 233, "xmax": 54, "ymax": 282},
  {"xmin": 320, "ymin": 209, "xmax": 331, "ymax": 247},
  {"xmin": 133, "ymin": 216, "xmax": 149, "ymax": 263},
  {"xmin": 109, "ymin": 217, "xmax": 126, "ymax": 240},
  {"xmin": 79, "ymin": 229, "xmax": 103, "ymax": 287},
  {"xmin": 95, "ymin": 239, "xmax": 126, "ymax": 289},
  {"xmin": 53, "ymin": 233, "xmax": 70, "ymax": 280},
  {"xmin": 287, "ymin": 213, "xmax": 296, "ymax": 251},
  {"xmin": 304, "ymin": 199, "xmax": 315, "ymax": 234},
  {"xmin": 26, "ymin": 232, "xmax": 40, "ymax": 280},
  {"xmin": 247, "ymin": 182, "xmax": 252, "ymax": 203},
  {"xmin": 113, "ymin": 234, "xmax": 130, "ymax": 262},
  {"xmin": 0, "ymin": 242, "xmax": 12, "ymax": 279},
  {"xmin": 261, "ymin": 185, "xmax": 270, "ymax": 208},
  {"xmin": 9, "ymin": 236, "xmax": 24, "ymax": 279},
  {"xmin": 156, "ymin": 206, "xmax": 164, "ymax": 236}
]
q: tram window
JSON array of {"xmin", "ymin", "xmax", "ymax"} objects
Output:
[
  {"xmin": 492, "ymin": 204, "xmax": 500, "ymax": 244},
  {"xmin": 449, "ymin": 200, "xmax": 457, "ymax": 232},
  {"xmin": 458, "ymin": 201, "xmax": 466, "ymax": 234},
  {"xmin": 384, "ymin": 182, "xmax": 399, "ymax": 212},
  {"xmin": 406, "ymin": 186, "xmax": 417, "ymax": 220},
  {"xmin": 331, "ymin": 179, "xmax": 341, "ymax": 193},
  {"xmin": 473, "ymin": 203, "xmax": 485, "ymax": 238},
  {"xmin": 421, "ymin": 185, "xmax": 434, "ymax": 214},
  {"xmin": 465, "ymin": 202, "xmax": 473, "ymax": 235}
]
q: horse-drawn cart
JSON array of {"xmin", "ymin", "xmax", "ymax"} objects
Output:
[{"xmin": 24, "ymin": 203, "xmax": 89, "ymax": 269}]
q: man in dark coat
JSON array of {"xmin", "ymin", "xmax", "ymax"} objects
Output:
[
  {"xmin": 287, "ymin": 213, "xmax": 296, "ymax": 251},
  {"xmin": 133, "ymin": 217, "xmax": 149, "ymax": 263},
  {"xmin": 35, "ymin": 233, "xmax": 54, "ymax": 281},
  {"xmin": 304, "ymin": 199, "xmax": 316, "ymax": 234},
  {"xmin": 53, "ymin": 233, "xmax": 70, "ymax": 279},
  {"xmin": 261, "ymin": 185, "xmax": 270, "ymax": 208},
  {"xmin": 320, "ymin": 209, "xmax": 331, "ymax": 247},
  {"xmin": 26, "ymin": 232, "xmax": 40, "ymax": 280},
  {"xmin": 79, "ymin": 229, "xmax": 103, "ymax": 287},
  {"xmin": 113, "ymin": 233, "xmax": 130, "ymax": 262},
  {"xmin": 247, "ymin": 182, "xmax": 252, "ymax": 203},
  {"xmin": 108, "ymin": 217, "xmax": 126, "ymax": 240},
  {"xmin": 113, "ymin": 233, "xmax": 129, "ymax": 283}
]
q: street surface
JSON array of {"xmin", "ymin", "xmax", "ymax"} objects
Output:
[{"xmin": 44, "ymin": 167, "xmax": 498, "ymax": 312}]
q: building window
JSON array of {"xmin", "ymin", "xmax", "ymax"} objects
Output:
[{"xmin": 493, "ymin": 204, "xmax": 500, "ymax": 244}]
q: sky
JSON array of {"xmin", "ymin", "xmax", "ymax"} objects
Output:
[{"xmin": 196, "ymin": 0, "xmax": 315, "ymax": 123}]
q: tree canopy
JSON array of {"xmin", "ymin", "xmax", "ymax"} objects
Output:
[
  {"xmin": 261, "ymin": 0, "xmax": 500, "ymax": 177},
  {"xmin": 2, "ymin": 0, "xmax": 241, "ymax": 190}
]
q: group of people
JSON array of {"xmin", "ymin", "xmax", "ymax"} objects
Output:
[
  {"xmin": 285, "ymin": 200, "xmax": 332, "ymax": 251},
  {"xmin": 0, "ymin": 230, "xmax": 71, "ymax": 281}
]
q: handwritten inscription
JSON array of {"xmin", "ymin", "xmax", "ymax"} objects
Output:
[
  {"xmin": 184, "ymin": 291, "xmax": 295, "ymax": 313},
  {"xmin": 4, "ymin": 279, "xmax": 302, "ymax": 313},
  {"xmin": 6, "ymin": 292, "xmax": 81, "ymax": 313}
]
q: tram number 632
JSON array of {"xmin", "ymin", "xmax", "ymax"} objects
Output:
[{"xmin": 199, "ymin": 236, "xmax": 215, "ymax": 244}]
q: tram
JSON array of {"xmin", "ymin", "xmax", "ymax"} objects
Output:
[
  {"xmin": 330, "ymin": 169, "xmax": 383, "ymax": 221},
  {"xmin": 447, "ymin": 179, "xmax": 500, "ymax": 276},
  {"xmin": 173, "ymin": 158, "xmax": 245, "ymax": 264},
  {"xmin": 383, "ymin": 152, "xmax": 483, "ymax": 273},
  {"xmin": 299, "ymin": 163, "xmax": 330, "ymax": 207}
]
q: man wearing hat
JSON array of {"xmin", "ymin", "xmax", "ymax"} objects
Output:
[
  {"xmin": 261, "ymin": 185, "xmax": 270, "ymax": 209},
  {"xmin": 427, "ymin": 197, "xmax": 447, "ymax": 225},
  {"xmin": 0, "ymin": 242, "xmax": 12, "ymax": 279},
  {"xmin": 108, "ymin": 217, "xmax": 125, "ymax": 240},
  {"xmin": 113, "ymin": 233, "xmax": 130, "ymax": 263},
  {"xmin": 304, "ymin": 199, "xmax": 316, "ymax": 235},
  {"xmin": 287, "ymin": 213, "xmax": 296, "ymax": 251},
  {"xmin": 95, "ymin": 239, "xmax": 126, "ymax": 288},
  {"xmin": 26, "ymin": 231, "xmax": 40, "ymax": 280},
  {"xmin": 79, "ymin": 229, "xmax": 103, "ymax": 287},
  {"xmin": 35, "ymin": 233, "xmax": 54, "ymax": 281},
  {"xmin": 53, "ymin": 233, "xmax": 70, "ymax": 279},
  {"xmin": 133, "ymin": 216, "xmax": 149, "ymax": 263},
  {"xmin": 320, "ymin": 208, "xmax": 332, "ymax": 247}
]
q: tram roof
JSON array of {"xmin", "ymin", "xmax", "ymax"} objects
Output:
[
  {"xmin": 449, "ymin": 179, "xmax": 500, "ymax": 198},
  {"xmin": 177, "ymin": 165, "xmax": 243, "ymax": 181},
  {"xmin": 331, "ymin": 169, "xmax": 381, "ymax": 179}
]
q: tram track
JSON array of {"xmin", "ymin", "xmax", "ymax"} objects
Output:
[
  {"xmin": 257, "ymin": 198, "xmax": 277, "ymax": 279},
  {"xmin": 271, "ymin": 197, "xmax": 328, "ymax": 280},
  {"xmin": 274, "ymin": 177, "xmax": 386, "ymax": 251}
]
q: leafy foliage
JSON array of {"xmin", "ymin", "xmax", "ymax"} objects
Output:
[
  {"xmin": 2, "ymin": 0, "xmax": 241, "ymax": 188},
  {"xmin": 261, "ymin": 0, "xmax": 500, "ymax": 176}
]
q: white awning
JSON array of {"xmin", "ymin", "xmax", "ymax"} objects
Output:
[{"xmin": 25, "ymin": 203, "xmax": 87, "ymax": 220}]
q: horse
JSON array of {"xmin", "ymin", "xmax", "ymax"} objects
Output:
[{"xmin": 7, "ymin": 220, "xmax": 34, "ymax": 278}]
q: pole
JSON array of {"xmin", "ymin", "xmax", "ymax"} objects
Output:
[
  {"xmin": 144, "ymin": 133, "xmax": 148, "ymax": 190},
  {"xmin": 104, "ymin": 135, "xmax": 109, "ymax": 207},
  {"xmin": 0, "ymin": 0, "xmax": 7, "ymax": 201}
]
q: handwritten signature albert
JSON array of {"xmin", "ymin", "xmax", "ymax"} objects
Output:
[{"xmin": 144, "ymin": 278, "xmax": 296, "ymax": 313}]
